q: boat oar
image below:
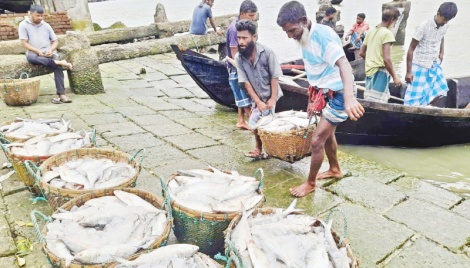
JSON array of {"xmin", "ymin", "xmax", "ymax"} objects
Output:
[
  {"xmin": 289, "ymin": 69, "xmax": 307, "ymax": 79},
  {"xmin": 355, "ymin": 85, "xmax": 404, "ymax": 102}
]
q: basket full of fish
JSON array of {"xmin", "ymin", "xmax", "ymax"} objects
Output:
[
  {"xmin": 31, "ymin": 188, "xmax": 172, "ymax": 268},
  {"xmin": 0, "ymin": 117, "xmax": 74, "ymax": 143},
  {"xmin": 257, "ymin": 110, "xmax": 317, "ymax": 163},
  {"xmin": 0, "ymin": 126, "xmax": 95, "ymax": 195},
  {"xmin": 25, "ymin": 148, "xmax": 145, "ymax": 211},
  {"xmin": 163, "ymin": 167, "xmax": 265, "ymax": 256},
  {"xmin": 224, "ymin": 200, "xmax": 359, "ymax": 268},
  {"xmin": 108, "ymin": 244, "xmax": 222, "ymax": 268}
]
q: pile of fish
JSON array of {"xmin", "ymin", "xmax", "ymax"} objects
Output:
[
  {"xmin": 45, "ymin": 190, "xmax": 168, "ymax": 266},
  {"xmin": 168, "ymin": 167, "xmax": 264, "ymax": 213},
  {"xmin": 114, "ymin": 244, "xmax": 220, "ymax": 268},
  {"xmin": 257, "ymin": 110, "xmax": 314, "ymax": 133},
  {"xmin": 42, "ymin": 157, "xmax": 137, "ymax": 190},
  {"xmin": 5, "ymin": 130, "xmax": 93, "ymax": 157},
  {"xmin": 0, "ymin": 118, "xmax": 73, "ymax": 141},
  {"xmin": 229, "ymin": 200, "xmax": 352, "ymax": 268}
]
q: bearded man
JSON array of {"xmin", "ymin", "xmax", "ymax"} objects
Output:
[
  {"xmin": 235, "ymin": 19, "xmax": 283, "ymax": 160},
  {"xmin": 277, "ymin": 1, "xmax": 364, "ymax": 197}
]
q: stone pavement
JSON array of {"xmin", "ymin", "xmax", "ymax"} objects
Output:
[{"xmin": 0, "ymin": 53, "xmax": 469, "ymax": 267}]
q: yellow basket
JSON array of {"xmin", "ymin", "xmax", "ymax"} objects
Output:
[{"xmin": 1, "ymin": 73, "xmax": 40, "ymax": 106}]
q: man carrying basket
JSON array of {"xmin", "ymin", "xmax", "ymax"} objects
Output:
[
  {"xmin": 235, "ymin": 19, "xmax": 283, "ymax": 160},
  {"xmin": 18, "ymin": 4, "xmax": 73, "ymax": 104},
  {"xmin": 277, "ymin": 1, "xmax": 364, "ymax": 197}
]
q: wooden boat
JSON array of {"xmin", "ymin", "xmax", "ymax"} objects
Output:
[
  {"xmin": 172, "ymin": 45, "xmax": 470, "ymax": 147},
  {"xmin": 171, "ymin": 45, "xmax": 364, "ymax": 108},
  {"xmin": 0, "ymin": 0, "xmax": 31, "ymax": 13}
]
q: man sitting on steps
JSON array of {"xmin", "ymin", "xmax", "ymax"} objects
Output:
[{"xmin": 18, "ymin": 4, "xmax": 73, "ymax": 104}]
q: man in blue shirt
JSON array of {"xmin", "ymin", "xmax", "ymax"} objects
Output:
[
  {"xmin": 18, "ymin": 5, "xmax": 73, "ymax": 104},
  {"xmin": 225, "ymin": 0, "xmax": 258, "ymax": 130},
  {"xmin": 190, "ymin": 0, "xmax": 222, "ymax": 36},
  {"xmin": 277, "ymin": 1, "xmax": 364, "ymax": 197}
]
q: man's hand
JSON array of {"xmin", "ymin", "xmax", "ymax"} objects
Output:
[
  {"xmin": 355, "ymin": 36, "xmax": 361, "ymax": 42},
  {"xmin": 344, "ymin": 35, "xmax": 350, "ymax": 41},
  {"xmin": 266, "ymin": 98, "xmax": 276, "ymax": 111},
  {"xmin": 216, "ymin": 29, "xmax": 223, "ymax": 36},
  {"xmin": 344, "ymin": 95, "xmax": 364, "ymax": 121},
  {"xmin": 392, "ymin": 76, "xmax": 402, "ymax": 87},
  {"xmin": 44, "ymin": 51, "xmax": 53, "ymax": 58},
  {"xmin": 36, "ymin": 50, "xmax": 45, "ymax": 57},
  {"xmin": 307, "ymin": 102, "xmax": 316, "ymax": 117},
  {"xmin": 405, "ymin": 71, "xmax": 414, "ymax": 84},
  {"xmin": 257, "ymin": 101, "xmax": 268, "ymax": 113}
]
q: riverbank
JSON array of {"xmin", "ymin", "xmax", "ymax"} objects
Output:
[{"xmin": 0, "ymin": 53, "xmax": 469, "ymax": 267}]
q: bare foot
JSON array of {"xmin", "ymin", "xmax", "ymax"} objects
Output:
[
  {"xmin": 289, "ymin": 181, "xmax": 316, "ymax": 197},
  {"xmin": 317, "ymin": 169, "xmax": 343, "ymax": 180},
  {"xmin": 236, "ymin": 122, "xmax": 251, "ymax": 130}
]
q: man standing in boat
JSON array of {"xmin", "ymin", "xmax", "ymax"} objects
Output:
[
  {"xmin": 344, "ymin": 13, "xmax": 369, "ymax": 49},
  {"xmin": 277, "ymin": 1, "xmax": 364, "ymax": 197},
  {"xmin": 225, "ymin": 0, "xmax": 258, "ymax": 130},
  {"xmin": 235, "ymin": 19, "xmax": 283, "ymax": 160},
  {"xmin": 190, "ymin": 0, "xmax": 223, "ymax": 36},
  {"xmin": 18, "ymin": 4, "xmax": 73, "ymax": 104},
  {"xmin": 404, "ymin": 2, "xmax": 458, "ymax": 106},
  {"xmin": 359, "ymin": 7, "xmax": 401, "ymax": 103}
]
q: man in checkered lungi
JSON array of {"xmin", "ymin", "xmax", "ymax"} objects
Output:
[{"xmin": 404, "ymin": 2, "xmax": 458, "ymax": 106}]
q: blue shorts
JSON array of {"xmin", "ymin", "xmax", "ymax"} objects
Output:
[
  {"xmin": 228, "ymin": 72, "xmax": 251, "ymax": 108},
  {"xmin": 322, "ymin": 90, "xmax": 348, "ymax": 126}
]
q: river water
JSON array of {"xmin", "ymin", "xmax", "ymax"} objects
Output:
[{"xmin": 89, "ymin": 0, "xmax": 470, "ymax": 196}]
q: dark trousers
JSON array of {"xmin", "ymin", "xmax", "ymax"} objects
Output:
[{"xmin": 26, "ymin": 52, "xmax": 65, "ymax": 95}]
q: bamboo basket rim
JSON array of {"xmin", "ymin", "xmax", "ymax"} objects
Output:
[
  {"xmin": 40, "ymin": 188, "xmax": 172, "ymax": 268},
  {"xmin": 258, "ymin": 124, "xmax": 316, "ymax": 137},
  {"xmin": 164, "ymin": 169, "xmax": 265, "ymax": 222},
  {"xmin": 224, "ymin": 207, "xmax": 360, "ymax": 268},
  {"xmin": 36, "ymin": 148, "xmax": 142, "ymax": 196}
]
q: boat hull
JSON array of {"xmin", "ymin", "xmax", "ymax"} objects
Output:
[{"xmin": 0, "ymin": 0, "xmax": 31, "ymax": 13}]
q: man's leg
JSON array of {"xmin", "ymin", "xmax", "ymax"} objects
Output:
[
  {"xmin": 290, "ymin": 118, "xmax": 336, "ymax": 197},
  {"xmin": 317, "ymin": 130, "xmax": 343, "ymax": 180},
  {"xmin": 228, "ymin": 71, "xmax": 251, "ymax": 130}
]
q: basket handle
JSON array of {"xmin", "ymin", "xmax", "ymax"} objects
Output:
[
  {"xmin": 253, "ymin": 168, "xmax": 265, "ymax": 191},
  {"xmin": 19, "ymin": 72, "xmax": 29, "ymax": 80},
  {"xmin": 223, "ymin": 239, "xmax": 244, "ymax": 268},
  {"xmin": 130, "ymin": 148, "xmax": 146, "ymax": 167},
  {"xmin": 30, "ymin": 210, "xmax": 52, "ymax": 243},
  {"xmin": 0, "ymin": 137, "xmax": 12, "ymax": 162},
  {"xmin": 160, "ymin": 176, "xmax": 169, "ymax": 199},
  {"xmin": 303, "ymin": 115, "xmax": 318, "ymax": 139},
  {"xmin": 90, "ymin": 128, "xmax": 97, "ymax": 146},
  {"xmin": 24, "ymin": 160, "xmax": 48, "ymax": 202},
  {"xmin": 325, "ymin": 208, "xmax": 348, "ymax": 246}
]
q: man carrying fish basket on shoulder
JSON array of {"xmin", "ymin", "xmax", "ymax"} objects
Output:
[
  {"xmin": 235, "ymin": 19, "xmax": 283, "ymax": 160},
  {"xmin": 277, "ymin": 1, "xmax": 364, "ymax": 197}
]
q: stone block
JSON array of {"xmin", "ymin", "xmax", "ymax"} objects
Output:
[
  {"xmin": 106, "ymin": 133, "xmax": 164, "ymax": 154},
  {"xmin": 385, "ymin": 198, "xmax": 470, "ymax": 249},
  {"xmin": 148, "ymin": 64, "xmax": 186, "ymax": 76},
  {"xmin": 163, "ymin": 133, "xmax": 219, "ymax": 151},
  {"xmin": 79, "ymin": 112, "xmax": 127, "ymax": 126},
  {"xmin": 452, "ymin": 199, "xmax": 470, "ymax": 220},
  {"xmin": 193, "ymin": 98, "xmax": 217, "ymax": 108},
  {"xmin": 0, "ymin": 256, "xmax": 17, "ymax": 267},
  {"xmin": 186, "ymin": 145, "xmax": 245, "ymax": 168},
  {"xmin": 391, "ymin": 177, "xmax": 462, "ymax": 209},
  {"xmin": 0, "ymin": 213, "xmax": 16, "ymax": 257},
  {"xmin": 172, "ymin": 117, "xmax": 217, "ymax": 129},
  {"xmin": 195, "ymin": 126, "xmax": 235, "ymax": 141},
  {"xmin": 99, "ymin": 122, "xmax": 146, "ymax": 138},
  {"xmin": 114, "ymin": 106, "xmax": 156, "ymax": 116},
  {"xmin": 66, "ymin": 43, "xmax": 105, "ymax": 94},
  {"xmin": 135, "ymin": 168, "xmax": 162, "ymax": 198},
  {"xmin": 170, "ymin": 75, "xmax": 199, "ymax": 88},
  {"xmin": 126, "ymin": 114, "xmax": 175, "ymax": 126},
  {"xmin": 140, "ymin": 145, "xmax": 189, "ymax": 169},
  {"xmin": 329, "ymin": 177, "xmax": 407, "ymax": 213},
  {"xmin": 160, "ymin": 110, "xmax": 199, "ymax": 119},
  {"xmin": 130, "ymin": 87, "xmax": 165, "ymax": 98},
  {"xmin": 150, "ymin": 157, "xmax": 208, "ymax": 179},
  {"xmin": 386, "ymin": 237, "xmax": 470, "ymax": 268},
  {"xmin": 99, "ymin": 63, "xmax": 130, "ymax": 74},
  {"xmin": 185, "ymin": 86, "xmax": 210, "ymax": 99},
  {"xmin": 160, "ymin": 87, "xmax": 194, "ymax": 99},
  {"xmin": 149, "ymin": 79, "xmax": 179, "ymax": 90},
  {"xmin": 167, "ymin": 99, "xmax": 214, "ymax": 112},
  {"xmin": 145, "ymin": 123, "xmax": 193, "ymax": 138},
  {"xmin": 119, "ymin": 79, "xmax": 151, "ymax": 89},
  {"xmin": 114, "ymin": 72, "xmax": 141, "ymax": 81},
  {"xmin": 333, "ymin": 203, "xmax": 414, "ymax": 265},
  {"xmin": 139, "ymin": 72, "xmax": 167, "ymax": 82},
  {"xmin": 0, "ymin": 172, "xmax": 26, "ymax": 197}
]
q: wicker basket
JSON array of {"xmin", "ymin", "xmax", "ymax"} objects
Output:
[
  {"xmin": 258, "ymin": 123, "xmax": 316, "ymax": 163},
  {"xmin": 30, "ymin": 188, "xmax": 173, "ymax": 268},
  {"xmin": 0, "ymin": 132, "xmax": 95, "ymax": 196},
  {"xmin": 1, "ymin": 73, "xmax": 40, "ymax": 106},
  {"xmin": 25, "ymin": 148, "xmax": 145, "ymax": 211},
  {"xmin": 224, "ymin": 208, "xmax": 360, "ymax": 268},
  {"xmin": 162, "ymin": 168, "xmax": 265, "ymax": 256}
]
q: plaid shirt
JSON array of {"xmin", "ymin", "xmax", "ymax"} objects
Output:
[{"xmin": 412, "ymin": 18, "xmax": 448, "ymax": 68}]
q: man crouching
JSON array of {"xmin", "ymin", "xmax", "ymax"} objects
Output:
[{"xmin": 235, "ymin": 19, "xmax": 283, "ymax": 160}]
